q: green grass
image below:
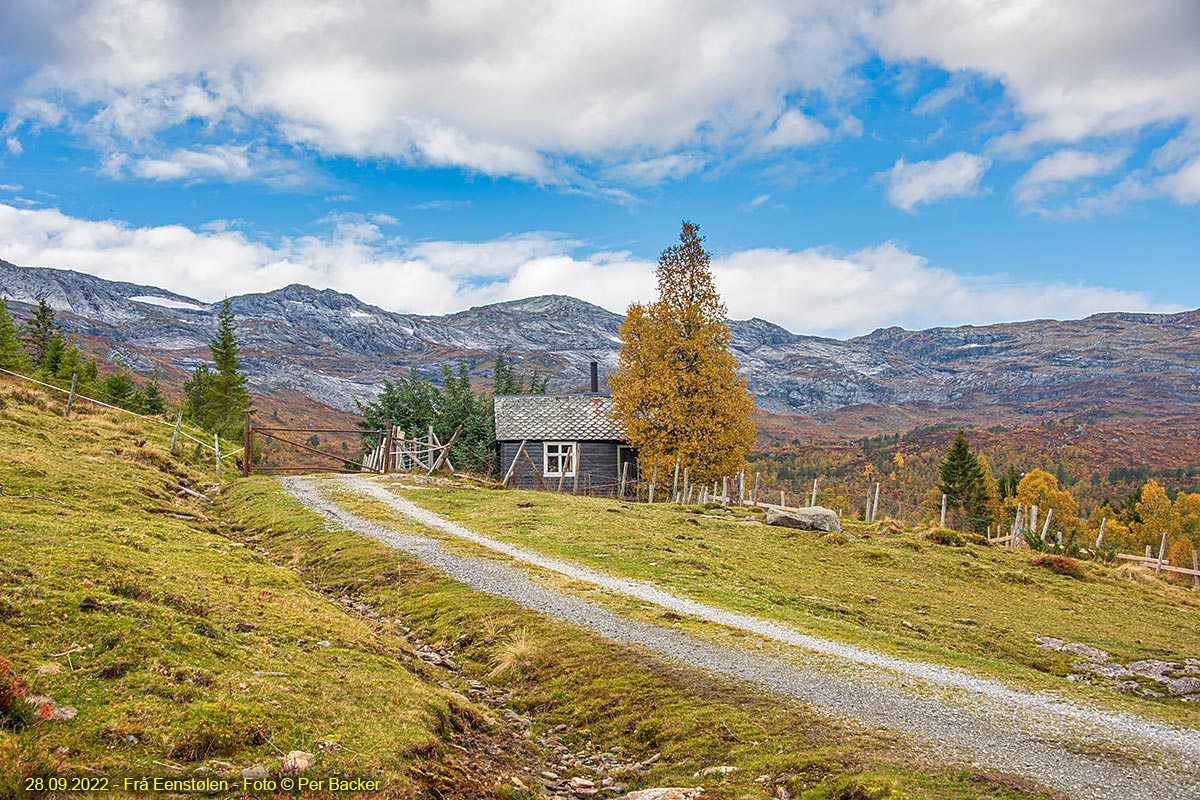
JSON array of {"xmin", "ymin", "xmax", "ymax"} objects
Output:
[
  {"xmin": 389, "ymin": 482, "xmax": 1200, "ymax": 723},
  {"xmin": 0, "ymin": 380, "xmax": 517, "ymax": 798},
  {"xmin": 0, "ymin": 378, "xmax": 1059, "ymax": 798}
]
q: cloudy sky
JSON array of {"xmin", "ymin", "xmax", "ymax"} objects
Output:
[{"xmin": 0, "ymin": 0, "xmax": 1197, "ymax": 337}]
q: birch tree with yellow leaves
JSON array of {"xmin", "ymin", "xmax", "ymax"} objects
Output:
[{"xmin": 610, "ymin": 222, "xmax": 756, "ymax": 487}]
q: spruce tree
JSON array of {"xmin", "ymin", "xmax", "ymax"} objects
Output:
[
  {"xmin": 22, "ymin": 299, "xmax": 61, "ymax": 369},
  {"xmin": 0, "ymin": 299, "xmax": 27, "ymax": 372},
  {"xmin": 182, "ymin": 363, "xmax": 213, "ymax": 429},
  {"xmin": 936, "ymin": 430, "xmax": 989, "ymax": 532},
  {"xmin": 203, "ymin": 298, "xmax": 254, "ymax": 436},
  {"xmin": 137, "ymin": 373, "xmax": 166, "ymax": 416},
  {"xmin": 100, "ymin": 371, "xmax": 136, "ymax": 408}
]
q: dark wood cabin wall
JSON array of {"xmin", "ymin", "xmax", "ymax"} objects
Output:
[{"xmin": 498, "ymin": 439, "xmax": 625, "ymax": 495}]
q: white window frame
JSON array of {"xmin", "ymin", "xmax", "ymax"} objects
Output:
[{"xmin": 543, "ymin": 441, "xmax": 576, "ymax": 478}]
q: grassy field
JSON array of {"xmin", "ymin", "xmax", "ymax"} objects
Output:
[
  {"xmin": 0, "ymin": 376, "xmax": 1056, "ymax": 799},
  {"xmin": 0, "ymin": 379, "xmax": 536, "ymax": 798},
  {"xmin": 390, "ymin": 483, "xmax": 1200, "ymax": 723}
]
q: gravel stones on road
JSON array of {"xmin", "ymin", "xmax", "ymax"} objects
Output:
[{"xmin": 283, "ymin": 476, "xmax": 1200, "ymax": 800}]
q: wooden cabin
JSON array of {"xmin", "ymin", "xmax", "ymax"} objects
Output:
[{"xmin": 494, "ymin": 392, "xmax": 637, "ymax": 496}]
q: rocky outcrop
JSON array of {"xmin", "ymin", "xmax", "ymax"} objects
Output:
[{"xmin": 764, "ymin": 507, "xmax": 843, "ymax": 534}]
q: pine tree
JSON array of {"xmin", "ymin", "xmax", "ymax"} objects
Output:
[
  {"xmin": 936, "ymin": 430, "xmax": 989, "ymax": 532},
  {"xmin": 610, "ymin": 222, "xmax": 756, "ymax": 485},
  {"xmin": 100, "ymin": 371, "xmax": 136, "ymax": 408},
  {"xmin": 22, "ymin": 299, "xmax": 61, "ymax": 369},
  {"xmin": 137, "ymin": 373, "xmax": 166, "ymax": 416},
  {"xmin": 182, "ymin": 363, "xmax": 213, "ymax": 429},
  {"xmin": 203, "ymin": 299, "xmax": 254, "ymax": 436},
  {"xmin": 0, "ymin": 299, "xmax": 28, "ymax": 372}
]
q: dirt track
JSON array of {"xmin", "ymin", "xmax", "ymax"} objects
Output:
[{"xmin": 282, "ymin": 475, "xmax": 1200, "ymax": 800}]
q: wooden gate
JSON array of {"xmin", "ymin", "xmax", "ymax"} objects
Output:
[{"xmin": 242, "ymin": 419, "xmax": 392, "ymax": 476}]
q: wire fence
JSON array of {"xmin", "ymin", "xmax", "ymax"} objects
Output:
[{"xmin": 0, "ymin": 365, "xmax": 243, "ymax": 461}]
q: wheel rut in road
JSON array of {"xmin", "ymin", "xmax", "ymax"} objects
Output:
[{"xmin": 282, "ymin": 475, "xmax": 1200, "ymax": 800}]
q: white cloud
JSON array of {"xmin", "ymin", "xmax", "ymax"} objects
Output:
[
  {"xmin": 881, "ymin": 152, "xmax": 991, "ymax": 212},
  {"xmin": 408, "ymin": 199, "xmax": 471, "ymax": 212},
  {"xmin": 603, "ymin": 153, "xmax": 707, "ymax": 185},
  {"xmin": 712, "ymin": 244, "xmax": 1175, "ymax": 336},
  {"xmin": 1159, "ymin": 157, "xmax": 1200, "ymax": 204},
  {"xmin": 758, "ymin": 110, "xmax": 829, "ymax": 149},
  {"xmin": 0, "ymin": 183, "xmax": 20, "ymax": 192},
  {"xmin": 5, "ymin": 138, "xmax": 22, "ymax": 155},
  {"xmin": 0, "ymin": 202, "xmax": 1175, "ymax": 338},
  {"xmin": 740, "ymin": 194, "xmax": 772, "ymax": 212},
  {"xmin": 1015, "ymin": 148, "xmax": 1127, "ymax": 207},
  {"xmin": 0, "ymin": 0, "xmax": 868, "ymax": 183},
  {"xmin": 870, "ymin": 1, "xmax": 1200, "ymax": 149}
]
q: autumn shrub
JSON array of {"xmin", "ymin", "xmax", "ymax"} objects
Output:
[{"xmin": 1030, "ymin": 555, "xmax": 1088, "ymax": 580}]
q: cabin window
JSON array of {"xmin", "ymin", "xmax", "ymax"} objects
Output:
[{"xmin": 544, "ymin": 442, "xmax": 576, "ymax": 477}]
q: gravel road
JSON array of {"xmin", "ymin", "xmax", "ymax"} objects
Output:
[{"xmin": 282, "ymin": 475, "xmax": 1200, "ymax": 800}]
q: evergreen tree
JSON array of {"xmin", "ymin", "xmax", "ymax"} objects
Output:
[
  {"xmin": 0, "ymin": 299, "xmax": 28, "ymax": 372},
  {"xmin": 182, "ymin": 363, "xmax": 213, "ymax": 429},
  {"xmin": 182, "ymin": 299, "xmax": 254, "ymax": 436},
  {"xmin": 936, "ymin": 430, "xmax": 990, "ymax": 532},
  {"xmin": 492, "ymin": 353, "xmax": 548, "ymax": 395},
  {"xmin": 100, "ymin": 371, "xmax": 136, "ymax": 408},
  {"xmin": 22, "ymin": 299, "xmax": 61, "ymax": 369},
  {"xmin": 610, "ymin": 221, "xmax": 756, "ymax": 485},
  {"xmin": 136, "ymin": 373, "xmax": 166, "ymax": 416},
  {"xmin": 53, "ymin": 335, "xmax": 96, "ymax": 394}
]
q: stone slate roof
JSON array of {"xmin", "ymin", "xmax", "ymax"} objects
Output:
[{"xmin": 494, "ymin": 394, "xmax": 626, "ymax": 441}]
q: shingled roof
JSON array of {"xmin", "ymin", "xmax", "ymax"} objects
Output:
[{"xmin": 494, "ymin": 394, "xmax": 626, "ymax": 441}]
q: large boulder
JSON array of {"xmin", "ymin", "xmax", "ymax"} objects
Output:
[{"xmin": 765, "ymin": 506, "xmax": 843, "ymax": 534}]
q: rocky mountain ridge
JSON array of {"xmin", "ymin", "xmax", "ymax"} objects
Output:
[{"xmin": 3, "ymin": 258, "xmax": 1198, "ymax": 430}]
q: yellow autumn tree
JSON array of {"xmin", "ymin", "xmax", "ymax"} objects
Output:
[
  {"xmin": 1014, "ymin": 468, "xmax": 1080, "ymax": 534},
  {"xmin": 610, "ymin": 222, "xmax": 756, "ymax": 487},
  {"xmin": 1131, "ymin": 479, "xmax": 1174, "ymax": 551}
]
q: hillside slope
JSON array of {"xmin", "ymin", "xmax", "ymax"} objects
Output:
[{"xmin": 0, "ymin": 376, "xmax": 540, "ymax": 796}]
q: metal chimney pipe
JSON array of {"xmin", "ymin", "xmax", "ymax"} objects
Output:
[{"xmin": 590, "ymin": 362, "xmax": 599, "ymax": 393}]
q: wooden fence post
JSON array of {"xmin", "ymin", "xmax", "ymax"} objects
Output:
[
  {"xmin": 242, "ymin": 416, "xmax": 251, "ymax": 478},
  {"xmin": 721, "ymin": 477, "xmax": 727, "ymax": 505},
  {"xmin": 682, "ymin": 467, "xmax": 689, "ymax": 504},
  {"xmin": 673, "ymin": 457, "xmax": 680, "ymax": 503},
  {"xmin": 383, "ymin": 422, "xmax": 395, "ymax": 474},
  {"xmin": 738, "ymin": 470, "xmax": 745, "ymax": 506},
  {"xmin": 1095, "ymin": 517, "xmax": 1107, "ymax": 551},
  {"xmin": 873, "ymin": 483, "xmax": 881, "ymax": 523},
  {"xmin": 620, "ymin": 461, "xmax": 629, "ymax": 499},
  {"xmin": 65, "ymin": 372, "xmax": 77, "ymax": 418},
  {"xmin": 811, "ymin": 478, "xmax": 818, "ymax": 507},
  {"xmin": 170, "ymin": 410, "xmax": 183, "ymax": 452},
  {"xmin": 648, "ymin": 455, "xmax": 659, "ymax": 503},
  {"xmin": 1040, "ymin": 508, "xmax": 1054, "ymax": 542},
  {"xmin": 1156, "ymin": 532, "xmax": 1168, "ymax": 574},
  {"xmin": 1193, "ymin": 550, "xmax": 1199, "ymax": 589},
  {"xmin": 780, "ymin": 489, "xmax": 785, "ymax": 508},
  {"xmin": 214, "ymin": 434, "xmax": 221, "ymax": 477},
  {"xmin": 753, "ymin": 472, "xmax": 760, "ymax": 505},
  {"xmin": 940, "ymin": 494, "xmax": 947, "ymax": 528}
]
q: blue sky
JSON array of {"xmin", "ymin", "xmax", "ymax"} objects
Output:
[{"xmin": 0, "ymin": 0, "xmax": 1197, "ymax": 338}]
